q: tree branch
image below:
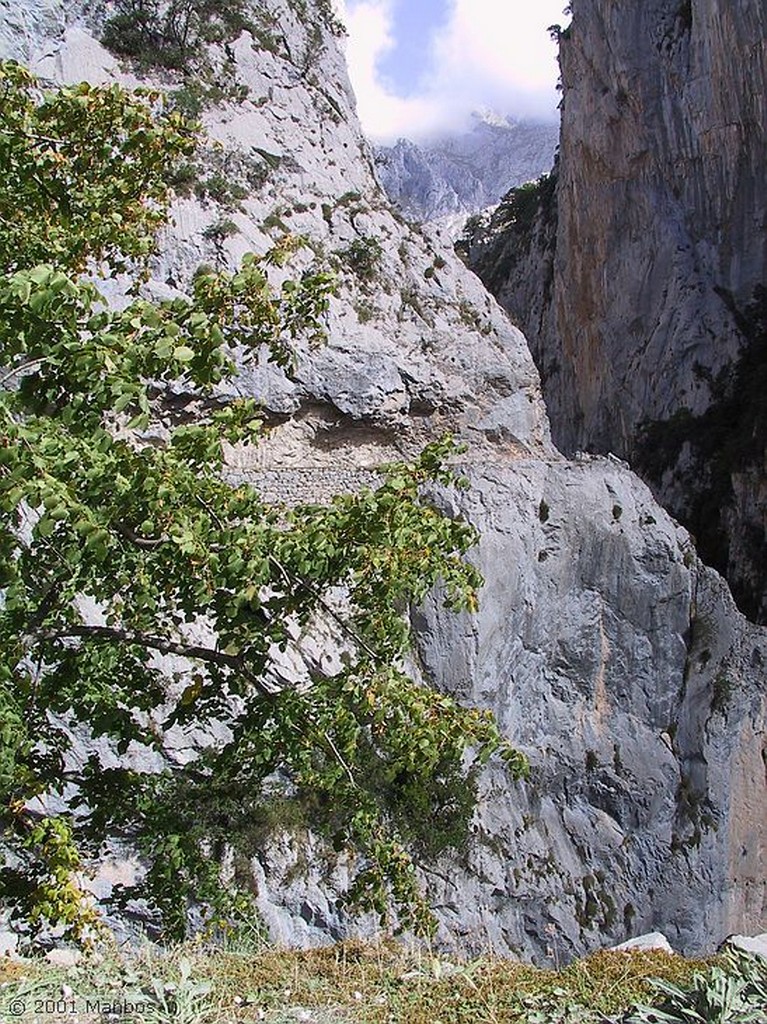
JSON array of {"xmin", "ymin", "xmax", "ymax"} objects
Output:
[
  {"xmin": 323, "ymin": 730, "xmax": 358, "ymax": 788},
  {"xmin": 39, "ymin": 624, "xmax": 277, "ymax": 698},
  {"xmin": 268, "ymin": 553, "xmax": 381, "ymax": 664},
  {"xmin": 113, "ymin": 522, "xmax": 166, "ymax": 549},
  {"xmin": 0, "ymin": 358, "xmax": 46, "ymax": 388},
  {"xmin": 0, "ymin": 127, "xmax": 68, "ymax": 148}
]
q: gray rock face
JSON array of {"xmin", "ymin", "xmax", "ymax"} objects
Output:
[
  {"xmin": 5, "ymin": 0, "xmax": 548, "ymax": 462},
  {"xmin": 727, "ymin": 933, "xmax": 767, "ymax": 959},
  {"xmin": 3, "ymin": 0, "xmax": 765, "ymax": 961},
  {"xmin": 246, "ymin": 456, "xmax": 767, "ymax": 960},
  {"xmin": 0, "ymin": 0, "xmax": 65, "ymax": 60},
  {"xmin": 415, "ymin": 458, "xmax": 766, "ymax": 959},
  {"xmin": 374, "ymin": 114, "xmax": 558, "ymax": 229},
  {"xmin": 468, "ymin": 0, "xmax": 767, "ymax": 622}
]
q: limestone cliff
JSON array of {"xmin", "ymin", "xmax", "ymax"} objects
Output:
[
  {"xmin": 2, "ymin": 0, "xmax": 764, "ymax": 959},
  {"xmin": 468, "ymin": 0, "xmax": 767, "ymax": 623}
]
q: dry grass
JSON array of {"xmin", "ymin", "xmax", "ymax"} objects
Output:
[{"xmin": 0, "ymin": 938, "xmax": 717, "ymax": 1024}]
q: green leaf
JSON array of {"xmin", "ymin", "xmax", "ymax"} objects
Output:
[
  {"xmin": 11, "ymin": 277, "xmax": 31, "ymax": 304},
  {"xmin": 29, "ymin": 265, "xmax": 52, "ymax": 285},
  {"xmin": 35, "ymin": 515, "xmax": 54, "ymax": 537},
  {"xmin": 113, "ymin": 392, "xmax": 134, "ymax": 412}
]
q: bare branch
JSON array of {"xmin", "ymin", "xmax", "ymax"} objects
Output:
[
  {"xmin": 323, "ymin": 730, "xmax": 357, "ymax": 788},
  {"xmin": 268, "ymin": 552, "xmax": 380, "ymax": 663},
  {"xmin": 0, "ymin": 127, "xmax": 67, "ymax": 148}
]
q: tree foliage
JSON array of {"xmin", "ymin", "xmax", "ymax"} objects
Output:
[
  {"xmin": 0, "ymin": 61, "xmax": 527, "ymax": 946},
  {"xmin": 101, "ymin": 0, "xmax": 259, "ymax": 71}
]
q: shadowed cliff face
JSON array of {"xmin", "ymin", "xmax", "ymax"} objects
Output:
[
  {"xmin": 2, "ymin": 0, "xmax": 765, "ymax": 959},
  {"xmin": 469, "ymin": 0, "xmax": 767, "ymax": 622}
]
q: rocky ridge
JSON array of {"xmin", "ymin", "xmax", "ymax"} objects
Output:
[
  {"xmin": 373, "ymin": 114, "xmax": 558, "ymax": 232},
  {"xmin": 1, "ymin": 0, "xmax": 764, "ymax": 960},
  {"xmin": 467, "ymin": 0, "xmax": 767, "ymax": 624}
]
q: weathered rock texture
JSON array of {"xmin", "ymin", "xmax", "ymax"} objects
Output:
[
  {"xmin": 2, "ymin": 0, "xmax": 765, "ymax": 959},
  {"xmin": 468, "ymin": 0, "xmax": 767, "ymax": 623},
  {"xmin": 374, "ymin": 113, "xmax": 558, "ymax": 230},
  {"xmin": 417, "ymin": 458, "xmax": 766, "ymax": 958},
  {"xmin": 250, "ymin": 451, "xmax": 767, "ymax": 959}
]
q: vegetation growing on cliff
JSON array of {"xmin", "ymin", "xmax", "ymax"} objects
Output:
[
  {"xmin": 0, "ymin": 62, "xmax": 526, "ymax": 946},
  {"xmin": 456, "ymin": 171, "xmax": 558, "ymax": 298},
  {"xmin": 101, "ymin": 0, "xmax": 266, "ymax": 70},
  {"xmin": 101, "ymin": 0, "xmax": 344, "ymax": 72}
]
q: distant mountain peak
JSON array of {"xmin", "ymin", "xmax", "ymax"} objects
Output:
[
  {"xmin": 469, "ymin": 107, "xmax": 515, "ymax": 129},
  {"xmin": 374, "ymin": 117, "xmax": 558, "ymax": 229}
]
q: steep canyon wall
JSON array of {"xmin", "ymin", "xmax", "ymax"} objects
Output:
[{"xmin": 469, "ymin": 0, "xmax": 767, "ymax": 622}]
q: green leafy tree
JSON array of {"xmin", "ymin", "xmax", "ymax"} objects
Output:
[
  {"xmin": 101, "ymin": 0, "xmax": 257, "ymax": 71},
  {"xmin": 0, "ymin": 62, "xmax": 527, "ymax": 945}
]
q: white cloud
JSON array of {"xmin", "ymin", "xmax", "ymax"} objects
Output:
[
  {"xmin": 343, "ymin": 1, "xmax": 443, "ymax": 139},
  {"xmin": 343, "ymin": 0, "xmax": 567, "ymax": 142}
]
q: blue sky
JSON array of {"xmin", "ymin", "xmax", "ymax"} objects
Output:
[
  {"xmin": 338, "ymin": 0, "xmax": 570, "ymax": 141},
  {"xmin": 376, "ymin": 0, "xmax": 452, "ymax": 96}
]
